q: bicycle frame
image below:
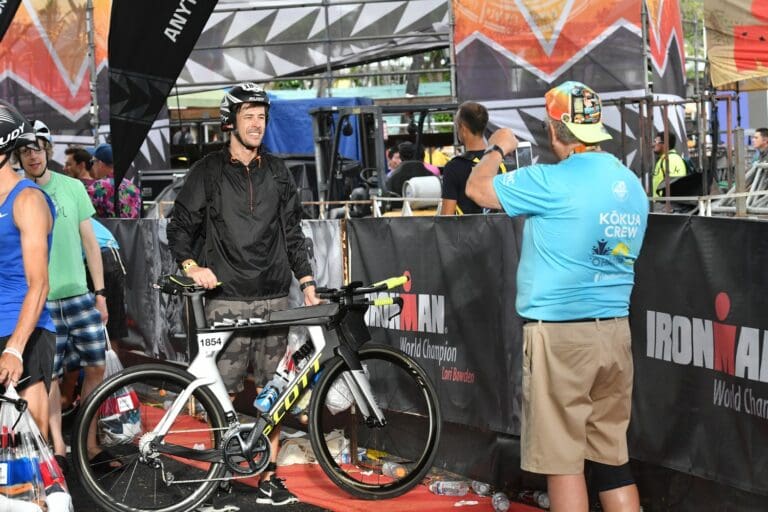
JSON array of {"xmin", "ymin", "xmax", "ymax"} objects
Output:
[
  {"xmin": 74, "ymin": 272, "xmax": 440, "ymax": 510},
  {"xmin": 150, "ymin": 290, "xmax": 386, "ymax": 467}
]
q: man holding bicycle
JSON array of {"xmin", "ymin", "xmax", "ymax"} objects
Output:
[
  {"xmin": 467, "ymin": 82, "xmax": 648, "ymax": 512},
  {"xmin": 168, "ymin": 82, "xmax": 320, "ymax": 507}
]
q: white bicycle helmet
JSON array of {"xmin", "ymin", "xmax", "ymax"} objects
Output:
[{"xmin": 32, "ymin": 119, "xmax": 52, "ymax": 144}]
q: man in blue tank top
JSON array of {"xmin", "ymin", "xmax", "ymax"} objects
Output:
[
  {"xmin": 467, "ymin": 82, "xmax": 648, "ymax": 512},
  {"xmin": 0, "ymin": 101, "xmax": 56, "ymax": 436}
]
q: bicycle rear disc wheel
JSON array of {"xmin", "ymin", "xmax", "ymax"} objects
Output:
[
  {"xmin": 309, "ymin": 344, "xmax": 441, "ymax": 499},
  {"xmin": 72, "ymin": 364, "xmax": 228, "ymax": 512}
]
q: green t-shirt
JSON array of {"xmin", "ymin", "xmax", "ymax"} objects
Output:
[{"xmin": 40, "ymin": 172, "xmax": 96, "ymax": 299}]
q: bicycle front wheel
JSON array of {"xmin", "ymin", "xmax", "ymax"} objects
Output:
[
  {"xmin": 72, "ymin": 364, "xmax": 228, "ymax": 512},
  {"xmin": 309, "ymin": 344, "xmax": 441, "ymax": 499}
]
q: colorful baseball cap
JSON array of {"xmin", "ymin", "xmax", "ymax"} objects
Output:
[{"xmin": 545, "ymin": 81, "xmax": 611, "ymax": 144}]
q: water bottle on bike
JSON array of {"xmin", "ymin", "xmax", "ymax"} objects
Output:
[
  {"xmin": 253, "ymin": 371, "xmax": 289, "ymax": 412},
  {"xmin": 254, "ymin": 340, "xmax": 300, "ymax": 413}
]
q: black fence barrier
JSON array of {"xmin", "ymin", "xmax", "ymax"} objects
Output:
[
  {"xmin": 348, "ymin": 214, "xmax": 768, "ymax": 497},
  {"xmin": 101, "ymin": 214, "xmax": 768, "ymax": 499},
  {"xmin": 348, "ymin": 215, "xmax": 525, "ymax": 435},
  {"xmin": 629, "ymin": 214, "xmax": 768, "ymax": 497}
]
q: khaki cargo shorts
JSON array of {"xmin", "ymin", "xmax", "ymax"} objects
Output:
[
  {"xmin": 521, "ymin": 317, "xmax": 633, "ymax": 475},
  {"xmin": 206, "ymin": 296, "xmax": 290, "ymax": 393}
]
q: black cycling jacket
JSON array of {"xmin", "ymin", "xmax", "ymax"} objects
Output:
[{"xmin": 167, "ymin": 148, "xmax": 312, "ymax": 300}]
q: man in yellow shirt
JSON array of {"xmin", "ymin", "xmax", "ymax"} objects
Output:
[{"xmin": 652, "ymin": 131, "xmax": 686, "ymax": 197}]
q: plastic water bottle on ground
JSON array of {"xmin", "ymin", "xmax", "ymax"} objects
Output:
[
  {"xmin": 471, "ymin": 480, "xmax": 491, "ymax": 496},
  {"xmin": 253, "ymin": 373, "xmax": 288, "ymax": 412},
  {"xmin": 536, "ymin": 491, "xmax": 550, "ymax": 509},
  {"xmin": 381, "ymin": 461, "xmax": 407, "ymax": 478},
  {"xmin": 336, "ymin": 447, "xmax": 368, "ymax": 464},
  {"xmin": 491, "ymin": 491, "xmax": 510, "ymax": 512},
  {"xmin": 428, "ymin": 480, "xmax": 469, "ymax": 496},
  {"xmin": 516, "ymin": 490, "xmax": 549, "ymax": 509}
]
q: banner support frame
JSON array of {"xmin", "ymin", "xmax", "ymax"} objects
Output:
[
  {"xmin": 641, "ymin": 1, "xmax": 651, "ymax": 96},
  {"xmin": 86, "ymin": 0, "xmax": 99, "ymax": 147}
]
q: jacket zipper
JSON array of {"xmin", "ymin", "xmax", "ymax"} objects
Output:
[{"xmin": 245, "ymin": 165, "xmax": 254, "ymax": 214}]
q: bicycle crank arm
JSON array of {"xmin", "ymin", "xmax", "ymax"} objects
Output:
[{"xmin": 243, "ymin": 417, "xmax": 269, "ymax": 453}]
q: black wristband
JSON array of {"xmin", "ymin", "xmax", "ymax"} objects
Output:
[
  {"xmin": 300, "ymin": 280, "xmax": 316, "ymax": 291},
  {"xmin": 483, "ymin": 144, "xmax": 505, "ymax": 159},
  {"xmin": 94, "ymin": 288, "xmax": 107, "ymax": 297}
]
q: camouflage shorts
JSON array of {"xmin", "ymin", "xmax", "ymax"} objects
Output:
[{"xmin": 205, "ymin": 296, "xmax": 289, "ymax": 393}]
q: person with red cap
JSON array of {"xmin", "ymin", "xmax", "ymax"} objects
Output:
[{"xmin": 467, "ymin": 81, "xmax": 648, "ymax": 512}]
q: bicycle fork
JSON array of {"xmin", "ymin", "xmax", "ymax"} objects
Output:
[{"xmin": 336, "ymin": 344, "xmax": 387, "ymax": 427}]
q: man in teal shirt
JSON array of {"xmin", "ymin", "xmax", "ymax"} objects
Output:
[
  {"xmin": 88, "ymin": 219, "xmax": 126, "ymax": 343},
  {"xmin": 467, "ymin": 82, "xmax": 648, "ymax": 512}
]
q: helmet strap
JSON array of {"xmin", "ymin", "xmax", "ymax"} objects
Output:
[
  {"xmin": 29, "ymin": 153, "xmax": 48, "ymax": 182},
  {"xmin": 0, "ymin": 154, "xmax": 9, "ymax": 171},
  {"xmin": 31, "ymin": 168, "xmax": 47, "ymax": 182}
]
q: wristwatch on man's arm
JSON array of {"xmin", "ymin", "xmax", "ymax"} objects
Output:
[
  {"xmin": 182, "ymin": 259, "xmax": 199, "ymax": 274},
  {"xmin": 483, "ymin": 144, "xmax": 505, "ymax": 159}
]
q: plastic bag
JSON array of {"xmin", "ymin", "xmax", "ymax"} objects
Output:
[
  {"xmin": 325, "ymin": 364, "xmax": 368, "ymax": 415},
  {"xmin": 277, "ymin": 328, "xmax": 315, "ymax": 415},
  {"xmin": 0, "ymin": 386, "xmax": 72, "ymax": 512},
  {"xmin": 98, "ymin": 335, "xmax": 142, "ymax": 446},
  {"xmin": 280, "ymin": 327, "xmax": 312, "ymax": 379},
  {"xmin": 277, "ymin": 329, "xmax": 367, "ymax": 415},
  {"xmin": 276, "ymin": 437, "xmax": 316, "ymax": 466}
]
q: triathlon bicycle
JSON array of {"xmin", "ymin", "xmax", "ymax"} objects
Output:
[{"xmin": 71, "ymin": 274, "xmax": 441, "ymax": 512}]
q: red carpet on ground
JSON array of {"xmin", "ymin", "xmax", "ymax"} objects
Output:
[
  {"xmin": 141, "ymin": 406, "xmax": 539, "ymax": 511},
  {"xmin": 254, "ymin": 463, "xmax": 539, "ymax": 512}
]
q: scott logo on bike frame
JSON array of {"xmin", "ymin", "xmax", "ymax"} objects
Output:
[{"xmin": 262, "ymin": 358, "xmax": 322, "ymax": 435}]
